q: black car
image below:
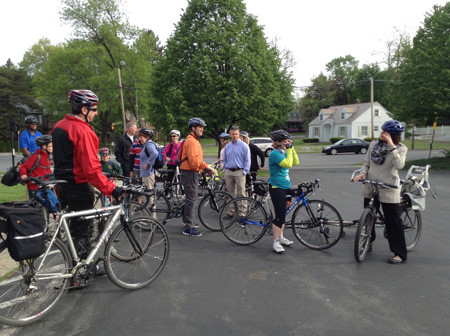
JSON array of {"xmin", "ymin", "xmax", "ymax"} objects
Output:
[{"xmin": 322, "ymin": 138, "xmax": 370, "ymax": 155}]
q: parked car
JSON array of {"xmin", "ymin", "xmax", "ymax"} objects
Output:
[
  {"xmin": 249, "ymin": 137, "xmax": 274, "ymax": 157},
  {"xmin": 322, "ymin": 138, "xmax": 370, "ymax": 155}
]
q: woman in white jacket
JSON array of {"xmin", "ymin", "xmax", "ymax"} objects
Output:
[{"xmin": 353, "ymin": 120, "xmax": 408, "ymax": 264}]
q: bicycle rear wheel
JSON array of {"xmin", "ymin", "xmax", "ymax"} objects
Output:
[
  {"xmin": 291, "ymin": 200, "xmax": 343, "ymax": 250},
  {"xmin": 219, "ymin": 197, "xmax": 267, "ymax": 245},
  {"xmin": 104, "ymin": 217, "xmax": 169, "ymax": 290},
  {"xmin": 354, "ymin": 208, "xmax": 374, "ymax": 262},
  {"xmin": 198, "ymin": 191, "xmax": 233, "ymax": 231},
  {"xmin": 148, "ymin": 191, "xmax": 171, "ymax": 224},
  {"xmin": 0, "ymin": 238, "xmax": 71, "ymax": 326},
  {"xmin": 401, "ymin": 207, "xmax": 422, "ymax": 251}
]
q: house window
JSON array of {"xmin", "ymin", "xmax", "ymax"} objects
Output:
[
  {"xmin": 319, "ymin": 114, "xmax": 323, "ymax": 121},
  {"xmin": 360, "ymin": 126, "xmax": 368, "ymax": 137},
  {"xmin": 338, "ymin": 126, "xmax": 346, "ymax": 137},
  {"xmin": 341, "ymin": 112, "xmax": 345, "ymax": 120},
  {"xmin": 313, "ymin": 127, "xmax": 320, "ymax": 137},
  {"xmin": 374, "ymin": 109, "xmax": 380, "ymax": 117},
  {"xmin": 374, "ymin": 126, "xmax": 379, "ymax": 132}
]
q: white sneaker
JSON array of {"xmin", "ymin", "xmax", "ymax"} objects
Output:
[
  {"xmin": 273, "ymin": 241, "xmax": 285, "ymax": 253},
  {"xmin": 279, "ymin": 236, "xmax": 293, "ymax": 246}
]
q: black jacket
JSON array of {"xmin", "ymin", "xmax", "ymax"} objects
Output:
[
  {"xmin": 114, "ymin": 133, "xmax": 136, "ymax": 166},
  {"xmin": 249, "ymin": 143, "xmax": 265, "ymax": 172}
]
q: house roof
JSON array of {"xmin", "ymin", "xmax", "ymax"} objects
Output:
[{"xmin": 309, "ymin": 102, "xmax": 382, "ymax": 126}]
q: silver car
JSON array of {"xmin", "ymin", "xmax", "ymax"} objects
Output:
[{"xmin": 249, "ymin": 137, "xmax": 274, "ymax": 157}]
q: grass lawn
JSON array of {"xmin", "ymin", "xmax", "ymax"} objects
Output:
[{"xmin": 0, "ymin": 183, "xmax": 27, "ymax": 203}]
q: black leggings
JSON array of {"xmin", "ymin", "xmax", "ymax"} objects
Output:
[{"xmin": 269, "ymin": 185, "xmax": 289, "ymax": 229}]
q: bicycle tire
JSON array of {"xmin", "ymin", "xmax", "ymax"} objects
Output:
[
  {"xmin": 401, "ymin": 207, "xmax": 422, "ymax": 251},
  {"xmin": 291, "ymin": 200, "xmax": 343, "ymax": 250},
  {"xmin": 0, "ymin": 238, "xmax": 71, "ymax": 326},
  {"xmin": 108, "ymin": 201, "xmax": 153, "ymax": 262},
  {"xmin": 104, "ymin": 217, "xmax": 169, "ymax": 290},
  {"xmin": 148, "ymin": 191, "xmax": 171, "ymax": 224},
  {"xmin": 354, "ymin": 208, "xmax": 375, "ymax": 262},
  {"xmin": 219, "ymin": 197, "xmax": 267, "ymax": 245},
  {"xmin": 198, "ymin": 191, "xmax": 233, "ymax": 231}
]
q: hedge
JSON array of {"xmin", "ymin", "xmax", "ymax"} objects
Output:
[
  {"xmin": 329, "ymin": 137, "xmax": 345, "ymax": 144},
  {"xmin": 302, "ymin": 138, "xmax": 319, "ymax": 143}
]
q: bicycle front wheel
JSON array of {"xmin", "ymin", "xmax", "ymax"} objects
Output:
[
  {"xmin": 0, "ymin": 238, "xmax": 71, "ymax": 327},
  {"xmin": 401, "ymin": 207, "xmax": 422, "ymax": 251},
  {"xmin": 219, "ymin": 197, "xmax": 267, "ymax": 245},
  {"xmin": 104, "ymin": 217, "xmax": 169, "ymax": 290},
  {"xmin": 198, "ymin": 191, "xmax": 233, "ymax": 231},
  {"xmin": 354, "ymin": 208, "xmax": 375, "ymax": 262},
  {"xmin": 291, "ymin": 200, "xmax": 343, "ymax": 250}
]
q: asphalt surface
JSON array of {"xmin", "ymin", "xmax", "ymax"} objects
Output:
[{"xmin": 1, "ymin": 163, "xmax": 449, "ymax": 336}]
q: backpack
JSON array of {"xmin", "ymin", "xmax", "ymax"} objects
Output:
[
  {"xmin": 0, "ymin": 203, "xmax": 46, "ymax": 261},
  {"xmin": 176, "ymin": 141, "xmax": 185, "ymax": 166},
  {"xmin": 144, "ymin": 142, "xmax": 164, "ymax": 170},
  {"xmin": 1, "ymin": 154, "xmax": 41, "ymax": 187}
]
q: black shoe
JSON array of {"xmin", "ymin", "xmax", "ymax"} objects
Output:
[
  {"xmin": 388, "ymin": 257, "xmax": 405, "ymax": 264},
  {"xmin": 95, "ymin": 265, "xmax": 107, "ymax": 276}
]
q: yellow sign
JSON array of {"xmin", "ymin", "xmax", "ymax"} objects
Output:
[{"xmin": 433, "ymin": 122, "xmax": 437, "ymax": 130}]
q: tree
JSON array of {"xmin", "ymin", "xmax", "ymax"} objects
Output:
[
  {"xmin": 392, "ymin": 3, "xmax": 450, "ymax": 125},
  {"xmin": 148, "ymin": 0, "xmax": 294, "ymax": 142},
  {"xmin": 0, "ymin": 60, "xmax": 41, "ymax": 142},
  {"xmin": 325, "ymin": 55, "xmax": 359, "ymax": 105}
]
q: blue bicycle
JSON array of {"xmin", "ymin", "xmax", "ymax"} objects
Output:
[{"xmin": 219, "ymin": 179, "xmax": 344, "ymax": 249}]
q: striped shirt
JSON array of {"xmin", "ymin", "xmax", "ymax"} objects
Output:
[{"xmin": 129, "ymin": 140, "xmax": 143, "ymax": 171}]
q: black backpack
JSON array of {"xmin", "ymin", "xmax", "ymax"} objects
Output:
[
  {"xmin": 1, "ymin": 154, "xmax": 42, "ymax": 187},
  {"xmin": 0, "ymin": 203, "xmax": 46, "ymax": 261}
]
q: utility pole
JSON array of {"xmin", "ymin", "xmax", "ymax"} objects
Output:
[
  {"xmin": 370, "ymin": 77, "xmax": 374, "ymax": 139},
  {"xmin": 118, "ymin": 61, "xmax": 126, "ymax": 131}
]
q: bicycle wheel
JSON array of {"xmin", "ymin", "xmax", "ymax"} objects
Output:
[
  {"xmin": 354, "ymin": 208, "xmax": 375, "ymax": 262},
  {"xmin": 401, "ymin": 207, "xmax": 422, "ymax": 251},
  {"xmin": 198, "ymin": 191, "xmax": 233, "ymax": 231},
  {"xmin": 104, "ymin": 217, "xmax": 169, "ymax": 290},
  {"xmin": 219, "ymin": 197, "xmax": 267, "ymax": 245},
  {"xmin": 0, "ymin": 238, "xmax": 71, "ymax": 326},
  {"xmin": 148, "ymin": 191, "xmax": 171, "ymax": 224},
  {"xmin": 291, "ymin": 200, "xmax": 343, "ymax": 250}
]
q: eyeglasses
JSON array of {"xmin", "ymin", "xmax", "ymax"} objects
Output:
[
  {"xmin": 89, "ymin": 108, "xmax": 98, "ymax": 112},
  {"xmin": 171, "ymin": 135, "xmax": 177, "ymax": 138}
]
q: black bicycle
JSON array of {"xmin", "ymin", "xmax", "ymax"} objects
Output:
[{"xmin": 352, "ymin": 166, "xmax": 430, "ymax": 263}]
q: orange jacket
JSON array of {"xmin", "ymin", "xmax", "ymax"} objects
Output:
[{"xmin": 180, "ymin": 133, "xmax": 208, "ymax": 172}]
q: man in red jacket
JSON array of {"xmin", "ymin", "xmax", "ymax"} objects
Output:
[{"xmin": 52, "ymin": 90, "xmax": 122, "ymax": 262}]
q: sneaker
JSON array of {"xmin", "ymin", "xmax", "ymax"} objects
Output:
[
  {"xmin": 273, "ymin": 241, "xmax": 285, "ymax": 253},
  {"xmin": 183, "ymin": 228, "xmax": 202, "ymax": 237},
  {"xmin": 279, "ymin": 236, "xmax": 293, "ymax": 246},
  {"xmin": 95, "ymin": 264, "xmax": 107, "ymax": 277},
  {"xmin": 183, "ymin": 223, "xmax": 199, "ymax": 229}
]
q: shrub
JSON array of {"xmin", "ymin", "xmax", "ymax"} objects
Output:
[
  {"xmin": 0, "ymin": 141, "xmax": 6, "ymax": 152},
  {"xmin": 302, "ymin": 138, "xmax": 319, "ymax": 143},
  {"xmin": 329, "ymin": 137, "xmax": 345, "ymax": 144},
  {"xmin": 442, "ymin": 148, "xmax": 450, "ymax": 158},
  {"xmin": 288, "ymin": 128, "xmax": 299, "ymax": 133},
  {"xmin": 364, "ymin": 137, "xmax": 376, "ymax": 142}
]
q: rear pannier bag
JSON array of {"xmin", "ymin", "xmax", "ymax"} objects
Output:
[{"xmin": 0, "ymin": 204, "xmax": 46, "ymax": 261}]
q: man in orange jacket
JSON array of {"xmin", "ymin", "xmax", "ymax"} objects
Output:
[{"xmin": 180, "ymin": 117, "xmax": 215, "ymax": 236}]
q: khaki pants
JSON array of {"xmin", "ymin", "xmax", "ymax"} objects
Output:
[{"xmin": 224, "ymin": 169, "xmax": 247, "ymax": 216}]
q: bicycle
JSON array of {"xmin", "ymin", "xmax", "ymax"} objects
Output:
[
  {"xmin": 0, "ymin": 178, "xmax": 169, "ymax": 327},
  {"xmin": 219, "ymin": 179, "xmax": 344, "ymax": 249},
  {"xmin": 351, "ymin": 165, "xmax": 432, "ymax": 263}
]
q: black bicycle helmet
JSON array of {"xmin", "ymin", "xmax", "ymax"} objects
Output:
[
  {"xmin": 99, "ymin": 147, "xmax": 111, "ymax": 156},
  {"xmin": 188, "ymin": 117, "xmax": 207, "ymax": 128},
  {"xmin": 25, "ymin": 116, "xmax": 39, "ymax": 124},
  {"xmin": 35, "ymin": 135, "xmax": 52, "ymax": 147},
  {"xmin": 68, "ymin": 89, "xmax": 99, "ymax": 107},
  {"xmin": 270, "ymin": 130, "xmax": 291, "ymax": 142},
  {"xmin": 381, "ymin": 120, "xmax": 405, "ymax": 134},
  {"xmin": 138, "ymin": 127, "xmax": 154, "ymax": 138}
]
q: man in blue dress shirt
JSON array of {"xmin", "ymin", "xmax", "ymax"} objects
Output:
[{"xmin": 223, "ymin": 126, "xmax": 251, "ymax": 216}]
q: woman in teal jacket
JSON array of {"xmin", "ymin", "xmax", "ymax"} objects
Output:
[{"xmin": 268, "ymin": 130, "xmax": 299, "ymax": 253}]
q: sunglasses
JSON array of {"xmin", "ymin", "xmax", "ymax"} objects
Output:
[
  {"xmin": 89, "ymin": 108, "xmax": 98, "ymax": 112},
  {"xmin": 171, "ymin": 135, "xmax": 178, "ymax": 137}
]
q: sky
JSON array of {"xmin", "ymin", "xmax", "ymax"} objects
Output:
[{"xmin": 1, "ymin": 0, "xmax": 447, "ymax": 94}]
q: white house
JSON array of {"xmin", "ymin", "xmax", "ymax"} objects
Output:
[{"xmin": 308, "ymin": 102, "xmax": 393, "ymax": 142}]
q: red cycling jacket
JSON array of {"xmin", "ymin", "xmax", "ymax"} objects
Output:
[
  {"xmin": 52, "ymin": 115, "xmax": 115, "ymax": 196},
  {"xmin": 18, "ymin": 149, "xmax": 52, "ymax": 191}
]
